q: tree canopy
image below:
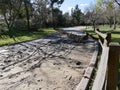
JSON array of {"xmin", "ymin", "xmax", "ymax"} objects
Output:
[{"xmin": 1, "ymin": 0, "xmax": 120, "ymax": 38}]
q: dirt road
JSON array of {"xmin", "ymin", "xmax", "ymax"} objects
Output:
[{"xmin": 0, "ymin": 27, "xmax": 97, "ymax": 90}]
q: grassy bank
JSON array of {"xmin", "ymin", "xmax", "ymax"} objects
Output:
[{"xmin": 0, "ymin": 28, "xmax": 55, "ymax": 46}]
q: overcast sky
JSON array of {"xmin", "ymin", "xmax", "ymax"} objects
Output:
[{"xmin": 60, "ymin": 0, "xmax": 95, "ymax": 14}]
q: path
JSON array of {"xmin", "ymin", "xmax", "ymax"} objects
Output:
[
  {"xmin": 0, "ymin": 27, "xmax": 96, "ymax": 90},
  {"xmin": 63, "ymin": 26, "xmax": 86, "ymax": 36}
]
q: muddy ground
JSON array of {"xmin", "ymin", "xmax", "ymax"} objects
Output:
[{"xmin": 0, "ymin": 31, "xmax": 96, "ymax": 90}]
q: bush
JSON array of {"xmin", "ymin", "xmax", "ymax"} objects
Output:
[
  {"xmin": 14, "ymin": 19, "xmax": 27, "ymax": 31},
  {"xmin": 0, "ymin": 22, "xmax": 8, "ymax": 36}
]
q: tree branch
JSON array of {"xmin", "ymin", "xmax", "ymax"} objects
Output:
[{"xmin": 115, "ymin": 0, "xmax": 120, "ymax": 6}]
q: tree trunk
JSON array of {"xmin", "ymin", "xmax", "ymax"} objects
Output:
[
  {"xmin": 51, "ymin": 3, "xmax": 54, "ymax": 28},
  {"xmin": 110, "ymin": 23, "xmax": 112, "ymax": 28},
  {"xmin": 3, "ymin": 13, "xmax": 13, "ymax": 38},
  {"xmin": 113, "ymin": 8, "xmax": 116, "ymax": 30},
  {"xmin": 51, "ymin": 2, "xmax": 57, "ymax": 29},
  {"xmin": 109, "ymin": 20, "xmax": 112, "ymax": 28},
  {"xmin": 24, "ymin": 1, "xmax": 30, "ymax": 31},
  {"xmin": 93, "ymin": 20, "xmax": 96, "ymax": 31}
]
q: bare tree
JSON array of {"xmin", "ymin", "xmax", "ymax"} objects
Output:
[{"xmin": 85, "ymin": 4, "xmax": 101, "ymax": 31}]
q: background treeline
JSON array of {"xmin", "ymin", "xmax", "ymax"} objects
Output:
[{"xmin": 0, "ymin": 0, "xmax": 120, "ymax": 37}]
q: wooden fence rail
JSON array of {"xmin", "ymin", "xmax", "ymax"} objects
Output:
[
  {"xmin": 92, "ymin": 30, "xmax": 110, "ymax": 90},
  {"xmin": 92, "ymin": 29, "xmax": 120, "ymax": 90}
]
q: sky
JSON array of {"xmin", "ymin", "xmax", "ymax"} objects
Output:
[{"xmin": 60, "ymin": 0, "xmax": 95, "ymax": 14}]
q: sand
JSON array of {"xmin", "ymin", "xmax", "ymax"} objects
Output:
[{"xmin": 0, "ymin": 32, "xmax": 96, "ymax": 90}]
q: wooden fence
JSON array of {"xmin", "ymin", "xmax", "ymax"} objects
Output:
[{"xmin": 76, "ymin": 29, "xmax": 120, "ymax": 90}]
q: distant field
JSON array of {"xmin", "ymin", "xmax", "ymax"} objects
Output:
[{"xmin": 0, "ymin": 28, "xmax": 55, "ymax": 46}]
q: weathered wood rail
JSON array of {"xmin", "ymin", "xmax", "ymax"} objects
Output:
[
  {"xmin": 92, "ymin": 30, "xmax": 110, "ymax": 90},
  {"xmin": 92, "ymin": 30, "xmax": 120, "ymax": 90},
  {"xmin": 76, "ymin": 29, "xmax": 120, "ymax": 90}
]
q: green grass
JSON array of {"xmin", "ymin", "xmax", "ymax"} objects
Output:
[
  {"xmin": 85, "ymin": 25, "xmax": 120, "ymax": 43},
  {"xmin": 0, "ymin": 28, "xmax": 55, "ymax": 46}
]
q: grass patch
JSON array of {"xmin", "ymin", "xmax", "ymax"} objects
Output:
[
  {"xmin": 85, "ymin": 25, "xmax": 120, "ymax": 43},
  {"xmin": 0, "ymin": 28, "xmax": 55, "ymax": 46}
]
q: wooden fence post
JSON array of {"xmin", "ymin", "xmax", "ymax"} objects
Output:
[
  {"xmin": 92, "ymin": 31, "xmax": 110, "ymax": 90},
  {"xmin": 107, "ymin": 43, "xmax": 120, "ymax": 90}
]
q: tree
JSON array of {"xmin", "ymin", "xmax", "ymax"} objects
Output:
[
  {"xmin": 71, "ymin": 5, "xmax": 84, "ymax": 26},
  {"xmin": 53, "ymin": 8, "xmax": 64, "ymax": 27},
  {"xmin": 90, "ymin": 10, "xmax": 99, "ymax": 31},
  {"xmin": 32, "ymin": 0, "xmax": 49, "ymax": 28},
  {"xmin": 116, "ymin": 6, "xmax": 120, "ymax": 24},
  {"xmin": 87, "ymin": 0, "xmax": 117, "ymax": 30},
  {"xmin": 0, "ymin": 0, "xmax": 22, "ymax": 37},
  {"xmin": 22, "ymin": 0, "xmax": 33, "ymax": 31},
  {"xmin": 102, "ymin": 0, "xmax": 117, "ymax": 29},
  {"xmin": 48, "ymin": 0, "xmax": 64, "ymax": 28},
  {"xmin": 63, "ymin": 12, "xmax": 72, "ymax": 27},
  {"xmin": 106, "ymin": 1, "xmax": 114, "ymax": 28},
  {"xmin": 84, "ymin": 3, "xmax": 101, "ymax": 31}
]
